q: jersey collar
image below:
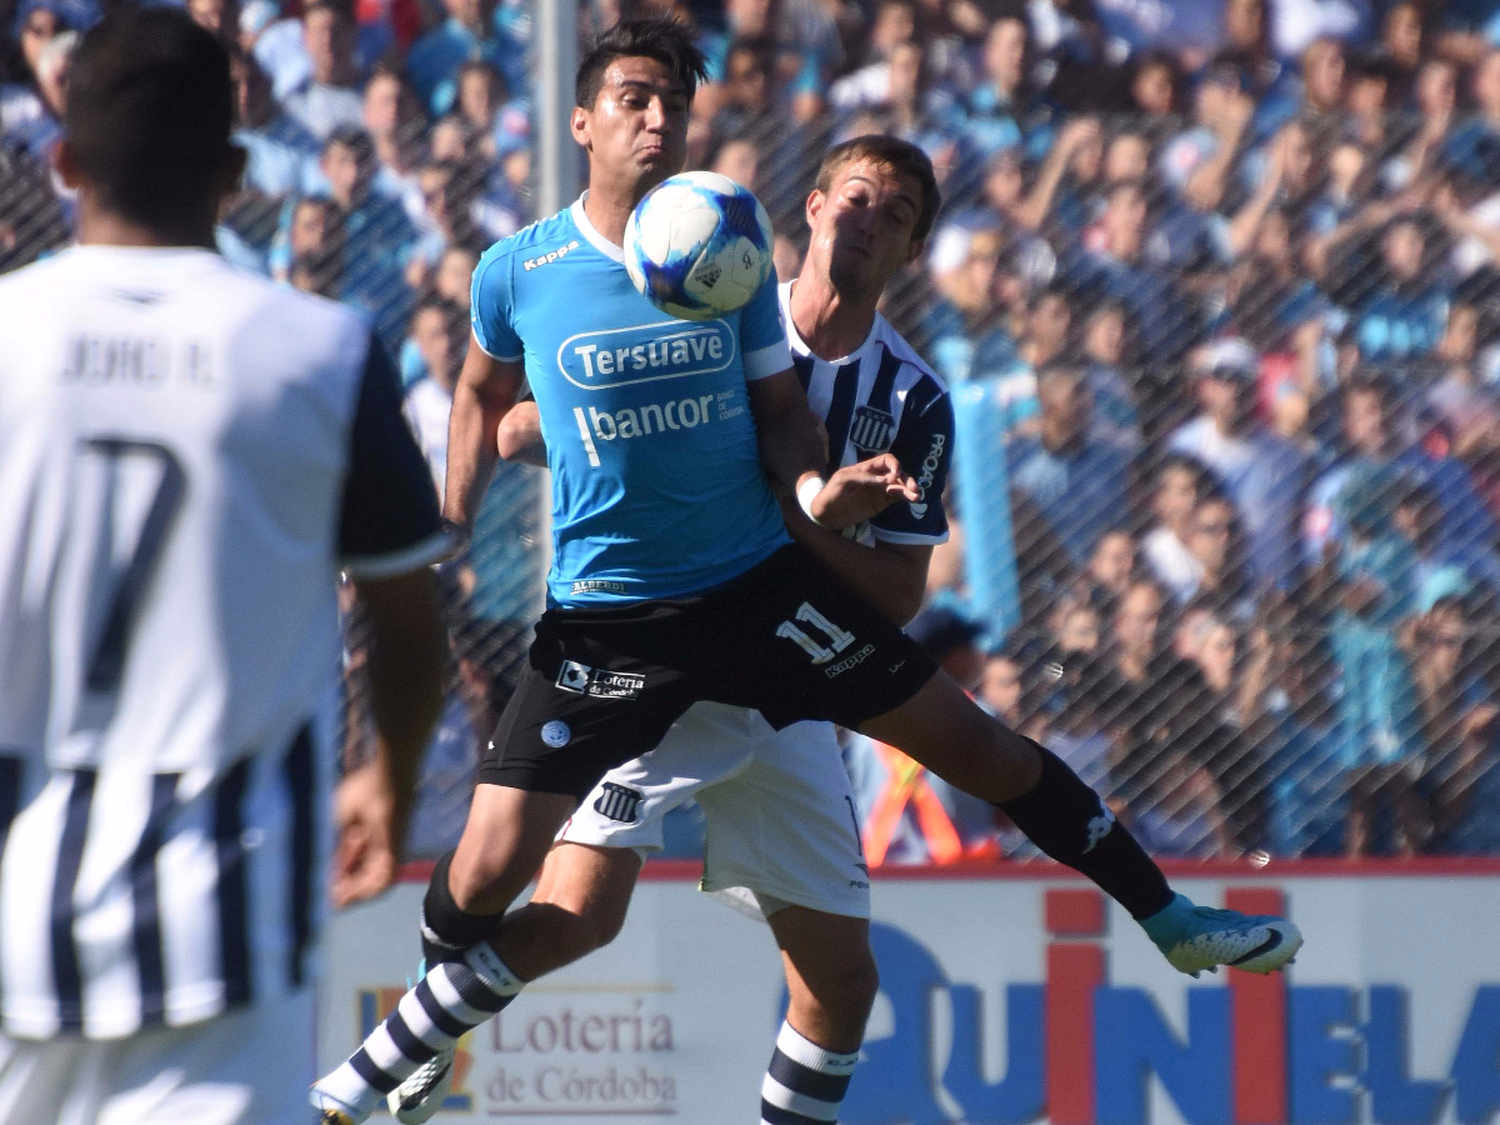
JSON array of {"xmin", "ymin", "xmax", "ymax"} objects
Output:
[
  {"xmin": 781, "ymin": 277, "xmax": 881, "ymax": 365},
  {"xmin": 570, "ymin": 193, "xmax": 625, "ymax": 264}
]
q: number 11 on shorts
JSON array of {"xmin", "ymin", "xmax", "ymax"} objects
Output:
[{"xmin": 776, "ymin": 602, "xmax": 856, "ymax": 665}]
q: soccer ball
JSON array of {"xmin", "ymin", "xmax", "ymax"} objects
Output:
[{"xmin": 624, "ymin": 171, "xmax": 774, "ymax": 321}]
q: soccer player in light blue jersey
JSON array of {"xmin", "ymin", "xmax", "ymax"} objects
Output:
[{"xmin": 314, "ymin": 20, "xmax": 1302, "ymax": 1125}]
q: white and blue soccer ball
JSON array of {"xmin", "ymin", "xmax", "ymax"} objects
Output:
[{"xmin": 624, "ymin": 171, "xmax": 774, "ymax": 321}]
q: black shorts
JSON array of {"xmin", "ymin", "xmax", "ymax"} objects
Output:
[{"xmin": 478, "ymin": 543, "xmax": 937, "ymax": 799}]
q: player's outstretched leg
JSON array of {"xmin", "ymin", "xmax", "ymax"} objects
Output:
[
  {"xmin": 859, "ymin": 673, "xmax": 1302, "ymax": 976},
  {"xmin": 312, "ymin": 785, "xmax": 576, "ymax": 1123},
  {"xmin": 760, "ymin": 907, "xmax": 876, "ymax": 1125},
  {"xmin": 383, "ymin": 844, "xmax": 643, "ymax": 1123}
]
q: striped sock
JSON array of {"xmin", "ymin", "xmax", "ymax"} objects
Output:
[
  {"xmin": 760, "ymin": 1021, "xmax": 860, "ymax": 1124},
  {"xmin": 310, "ymin": 942, "xmax": 525, "ymax": 1122}
]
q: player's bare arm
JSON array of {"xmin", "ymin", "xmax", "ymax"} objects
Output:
[
  {"xmin": 747, "ymin": 369, "xmax": 917, "ymax": 528},
  {"xmin": 496, "ymin": 399, "xmax": 547, "ymax": 467},
  {"xmin": 444, "ymin": 336, "xmax": 523, "ymax": 533},
  {"xmin": 332, "ymin": 567, "xmax": 448, "ymax": 907}
]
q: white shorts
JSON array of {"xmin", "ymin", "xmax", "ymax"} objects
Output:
[
  {"xmin": 559, "ymin": 703, "xmax": 871, "ymax": 920},
  {"xmin": 0, "ymin": 987, "xmax": 314, "ymax": 1125}
]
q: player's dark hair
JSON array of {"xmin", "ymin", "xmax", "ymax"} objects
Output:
[
  {"xmin": 65, "ymin": 8, "xmax": 234, "ymax": 231},
  {"xmin": 575, "ymin": 17, "xmax": 707, "ymax": 109},
  {"xmin": 814, "ymin": 134, "xmax": 941, "ymax": 243}
]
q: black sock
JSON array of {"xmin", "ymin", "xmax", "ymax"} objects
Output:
[
  {"xmin": 999, "ymin": 745, "xmax": 1174, "ymax": 921},
  {"xmin": 420, "ymin": 850, "xmax": 500, "ymax": 964}
]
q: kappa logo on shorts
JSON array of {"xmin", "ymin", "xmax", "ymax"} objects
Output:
[
  {"xmin": 555, "ymin": 659, "xmax": 646, "ymax": 700},
  {"xmin": 594, "ymin": 782, "xmax": 643, "ymax": 824}
]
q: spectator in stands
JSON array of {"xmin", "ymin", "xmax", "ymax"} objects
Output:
[
  {"xmin": 232, "ymin": 49, "xmax": 320, "ymax": 200},
  {"xmin": 289, "ymin": 246, "xmax": 343, "ymax": 297},
  {"xmin": 1377, "ymin": 0, "xmax": 1424, "ymax": 106},
  {"xmin": 1305, "ymin": 374, "xmax": 1499, "ymax": 570},
  {"xmin": 272, "ymin": 196, "xmax": 342, "ymax": 283},
  {"xmin": 455, "ymin": 59, "xmax": 529, "ymax": 160},
  {"xmin": 1168, "ymin": 338, "xmax": 1309, "ymax": 592},
  {"xmin": 1077, "ymin": 297, "xmax": 1143, "ymax": 449},
  {"xmin": 828, "ymin": 0, "xmax": 920, "ymax": 112},
  {"xmin": 1184, "ymin": 488, "xmax": 1255, "ymax": 619},
  {"xmin": 281, "ymin": 0, "xmax": 363, "ymax": 140},
  {"xmin": 1072, "ymin": 178, "xmax": 1195, "ymax": 364},
  {"xmin": 1444, "ymin": 48, "xmax": 1500, "ymax": 180},
  {"xmin": 960, "ymin": 13, "xmax": 1035, "ymax": 158},
  {"xmin": 1086, "ymin": 528, "xmax": 1136, "ymax": 609},
  {"xmin": 1423, "ymin": 597, "xmax": 1500, "ymax": 853},
  {"xmin": 1351, "ymin": 216, "xmax": 1449, "ymax": 363},
  {"xmin": 1142, "ymin": 454, "xmax": 1205, "ymax": 603},
  {"xmin": 1125, "ymin": 50, "xmax": 1181, "ymax": 139},
  {"xmin": 1, "ymin": 0, "xmax": 93, "ymax": 158},
  {"xmin": 1314, "ymin": 463, "xmax": 1425, "ymax": 855},
  {"xmin": 1159, "ymin": 59, "xmax": 1256, "ymax": 213},
  {"xmin": 1007, "ymin": 360, "xmax": 1132, "ymax": 569},
  {"xmin": 362, "ymin": 66, "xmax": 425, "ymax": 208},
  {"xmin": 1394, "ymin": 479, "xmax": 1500, "ymax": 609},
  {"xmin": 406, "ymin": 0, "xmax": 522, "ymax": 116},
  {"xmin": 401, "ymin": 295, "xmax": 469, "ymax": 485},
  {"xmin": 1129, "ymin": 743, "xmax": 1237, "ymax": 857}
]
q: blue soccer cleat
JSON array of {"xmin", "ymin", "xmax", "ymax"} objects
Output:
[{"xmin": 1140, "ymin": 893, "xmax": 1303, "ymax": 977}]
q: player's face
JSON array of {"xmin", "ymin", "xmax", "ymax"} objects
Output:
[
  {"xmin": 573, "ymin": 58, "xmax": 690, "ymax": 196},
  {"xmin": 808, "ymin": 160, "xmax": 923, "ymax": 299}
]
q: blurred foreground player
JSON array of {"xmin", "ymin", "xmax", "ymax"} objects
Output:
[
  {"xmin": 314, "ymin": 20, "xmax": 1302, "ymax": 1125},
  {"xmin": 0, "ymin": 11, "xmax": 449, "ymax": 1123}
]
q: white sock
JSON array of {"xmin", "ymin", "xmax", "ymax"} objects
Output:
[
  {"xmin": 759, "ymin": 1021, "xmax": 860, "ymax": 1123},
  {"xmin": 310, "ymin": 943, "xmax": 524, "ymax": 1121}
]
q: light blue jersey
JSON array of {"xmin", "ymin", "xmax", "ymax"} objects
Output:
[{"xmin": 471, "ymin": 197, "xmax": 793, "ymax": 607}]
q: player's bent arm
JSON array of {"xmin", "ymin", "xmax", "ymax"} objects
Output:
[
  {"xmin": 782, "ymin": 508, "xmax": 933, "ymax": 625},
  {"xmin": 746, "ymin": 366, "xmax": 826, "ymax": 497},
  {"xmin": 445, "ymin": 334, "xmax": 523, "ymax": 532},
  {"xmin": 496, "ymin": 400, "xmax": 548, "ymax": 467}
]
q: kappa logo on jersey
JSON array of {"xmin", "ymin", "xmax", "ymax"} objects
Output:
[
  {"xmin": 850, "ymin": 405, "xmax": 896, "ymax": 455},
  {"xmin": 908, "ymin": 432, "xmax": 946, "ymax": 520},
  {"xmin": 557, "ymin": 320, "xmax": 737, "ymax": 390},
  {"xmin": 555, "ymin": 659, "xmax": 645, "ymax": 700},
  {"xmin": 593, "ymin": 782, "xmax": 644, "ymax": 824},
  {"xmin": 522, "ymin": 240, "xmax": 580, "ymax": 271}
]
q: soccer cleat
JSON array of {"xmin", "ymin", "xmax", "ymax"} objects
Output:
[
  {"xmin": 387, "ymin": 1047, "xmax": 455, "ymax": 1123},
  {"xmin": 1140, "ymin": 893, "xmax": 1303, "ymax": 977},
  {"xmin": 317, "ymin": 1111, "xmax": 356, "ymax": 1125}
]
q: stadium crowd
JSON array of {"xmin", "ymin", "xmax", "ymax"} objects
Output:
[{"xmin": 4, "ymin": 0, "xmax": 1500, "ymax": 861}]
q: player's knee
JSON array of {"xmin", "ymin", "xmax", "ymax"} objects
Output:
[
  {"xmin": 819, "ymin": 950, "xmax": 879, "ymax": 1026},
  {"xmin": 588, "ymin": 898, "xmax": 630, "ymax": 949}
]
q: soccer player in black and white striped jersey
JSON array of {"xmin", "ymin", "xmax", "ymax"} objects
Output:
[{"xmin": 0, "ymin": 11, "xmax": 449, "ymax": 1123}]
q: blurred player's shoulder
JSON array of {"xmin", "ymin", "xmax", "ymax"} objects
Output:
[{"xmin": 0, "ymin": 245, "xmax": 375, "ymax": 389}]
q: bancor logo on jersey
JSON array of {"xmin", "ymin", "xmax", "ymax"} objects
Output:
[
  {"xmin": 571, "ymin": 389, "xmax": 747, "ymax": 467},
  {"xmin": 557, "ymin": 320, "xmax": 737, "ymax": 389}
]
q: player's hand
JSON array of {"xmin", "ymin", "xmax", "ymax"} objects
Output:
[
  {"xmin": 810, "ymin": 454, "xmax": 921, "ymax": 529},
  {"xmin": 330, "ymin": 760, "xmax": 406, "ymax": 909}
]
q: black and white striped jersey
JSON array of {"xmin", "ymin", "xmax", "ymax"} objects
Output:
[
  {"xmin": 778, "ymin": 281, "xmax": 953, "ymax": 545},
  {"xmin": 0, "ymin": 246, "xmax": 447, "ymax": 1039}
]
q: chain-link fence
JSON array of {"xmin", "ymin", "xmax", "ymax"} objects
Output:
[{"xmin": 6, "ymin": 0, "xmax": 1499, "ymax": 863}]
